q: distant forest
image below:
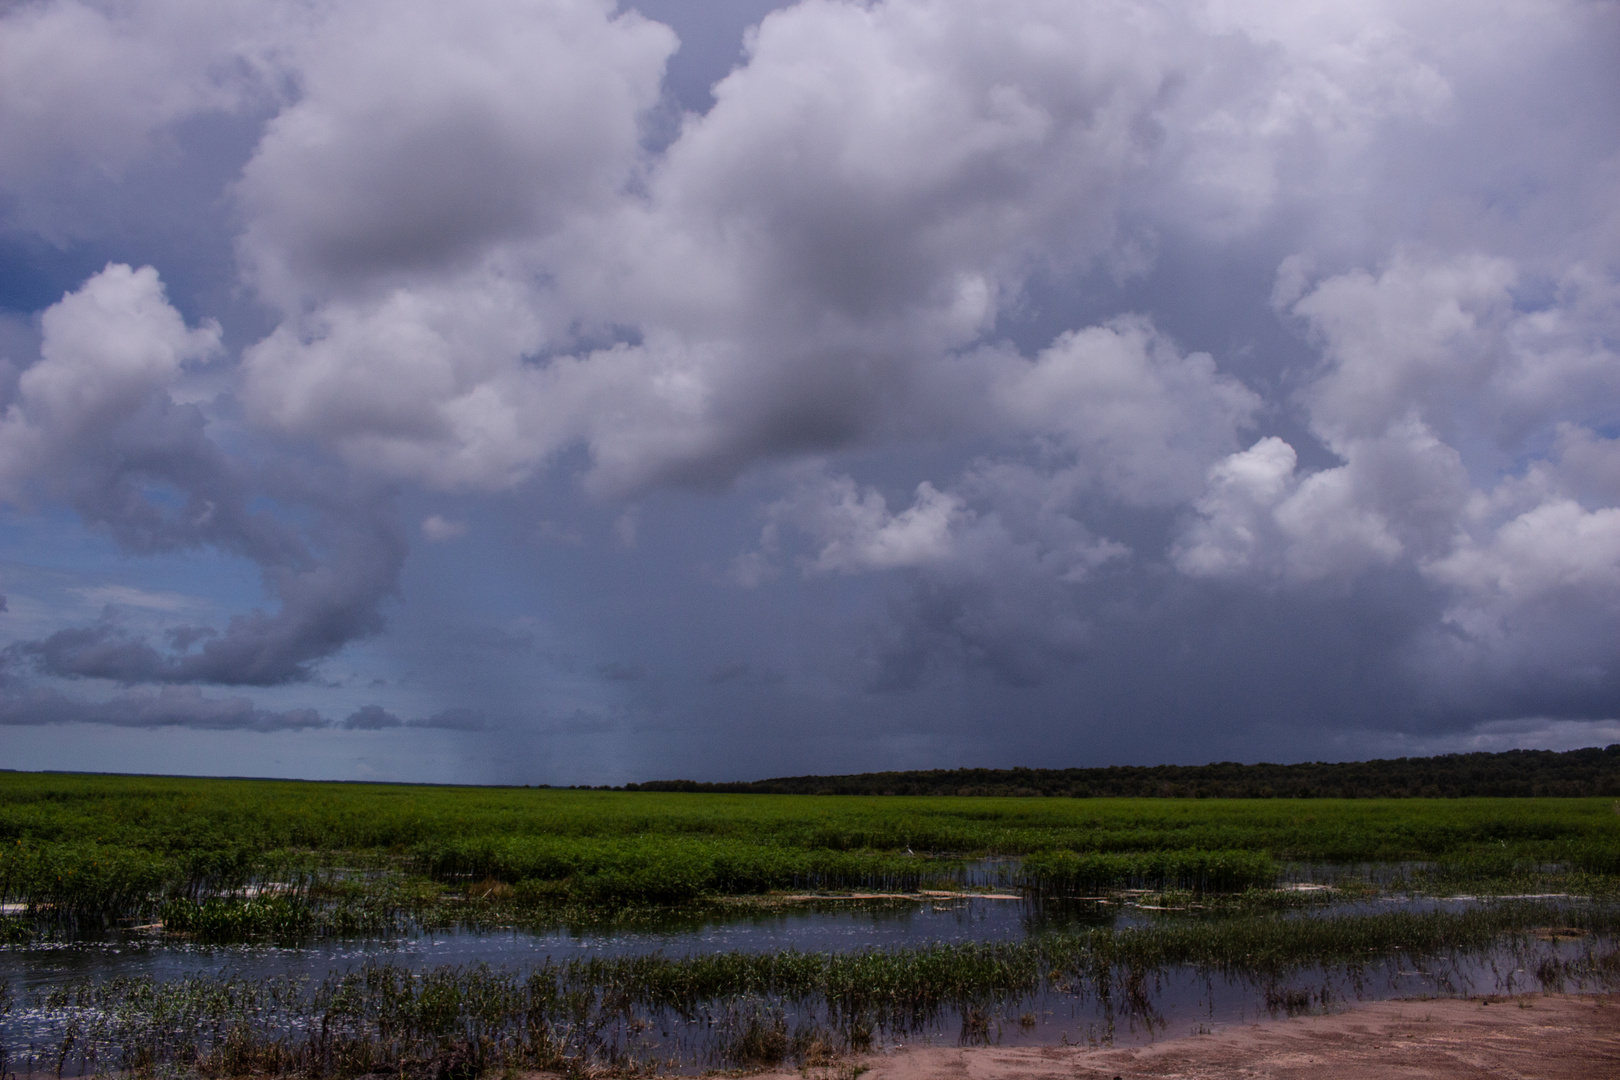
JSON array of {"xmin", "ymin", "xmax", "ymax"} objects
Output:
[{"xmin": 627, "ymin": 745, "xmax": 1620, "ymax": 798}]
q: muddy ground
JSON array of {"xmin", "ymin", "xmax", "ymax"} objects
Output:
[{"xmin": 762, "ymin": 994, "xmax": 1620, "ymax": 1080}]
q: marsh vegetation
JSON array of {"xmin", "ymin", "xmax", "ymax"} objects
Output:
[
  {"xmin": 1, "ymin": 772, "xmax": 1617, "ymax": 1075},
  {"xmin": 4, "ymin": 773, "xmax": 1617, "ymax": 927}
]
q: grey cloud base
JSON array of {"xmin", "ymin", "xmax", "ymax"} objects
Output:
[{"xmin": 0, "ymin": 0, "xmax": 1616, "ymax": 778}]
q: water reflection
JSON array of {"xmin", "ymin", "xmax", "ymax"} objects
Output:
[
  {"xmin": 0, "ymin": 895, "xmax": 1067, "ymax": 994},
  {"xmin": 0, "ymin": 888, "xmax": 1586, "ymax": 995},
  {"xmin": 3, "ymin": 891, "xmax": 1617, "ymax": 1066},
  {"xmin": 0, "ymin": 890, "xmax": 1615, "ymax": 1076}
]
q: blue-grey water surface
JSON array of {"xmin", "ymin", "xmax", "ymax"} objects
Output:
[{"xmin": 0, "ymin": 889, "xmax": 1613, "ymax": 1070}]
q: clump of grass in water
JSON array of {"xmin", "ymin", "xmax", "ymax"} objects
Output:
[
  {"xmin": 415, "ymin": 834, "xmax": 967, "ymax": 905},
  {"xmin": 161, "ymin": 896, "xmax": 314, "ymax": 940},
  {"xmin": 11, "ymin": 900, "xmax": 1620, "ymax": 1077},
  {"xmin": 158, "ymin": 894, "xmax": 406, "ymax": 943}
]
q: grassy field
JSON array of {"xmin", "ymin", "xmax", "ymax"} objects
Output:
[{"xmin": 1, "ymin": 771, "xmax": 1617, "ymax": 933}]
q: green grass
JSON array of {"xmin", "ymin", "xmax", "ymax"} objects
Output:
[
  {"xmin": 0, "ymin": 771, "xmax": 1616, "ymax": 926},
  {"xmin": 1018, "ymin": 849, "xmax": 1279, "ymax": 893}
]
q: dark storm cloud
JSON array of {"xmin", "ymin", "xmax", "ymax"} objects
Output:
[
  {"xmin": 11, "ymin": 493, "xmax": 403, "ymax": 686},
  {"xmin": 0, "ymin": 684, "xmax": 479, "ymax": 735},
  {"xmin": 0, "ymin": 0, "xmax": 1617, "ymax": 767},
  {"xmin": 0, "ymin": 682, "xmax": 325, "ymax": 732},
  {"xmin": 416, "ymin": 708, "xmax": 484, "ymax": 731},
  {"xmin": 0, "ymin": 662, "xmax": 476, "ymax": 734},
  {"xmin": 50, "ymin": 392, "xmax": 305, "ymax": 564},
  {"xmin": 342, "ymin": 704, "xmax": 401, "ymax": 729},
  {"xmin": 0, "ymin": 264, "xmax": 407, "ymax": 688}
]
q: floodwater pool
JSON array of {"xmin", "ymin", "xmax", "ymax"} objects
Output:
[{"xmin": 2, "ymin": 887, "xmax": 1616, "ymax": 1074}]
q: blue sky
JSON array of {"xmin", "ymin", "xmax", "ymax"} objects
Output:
[{"xmin": 1, "ymin": 0, "xmax": 1618, "ymax": 783}]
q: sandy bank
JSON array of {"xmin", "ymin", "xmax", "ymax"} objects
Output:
[{"xmin": 761, "ymin": 994, "xmax": 1619, "ymax": 1080}]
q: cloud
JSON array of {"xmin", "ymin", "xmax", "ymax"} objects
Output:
[
  {"xmin": 0, "ymin": 683, "xmax": 325, "ymax": 731},
  {"xmin": 226, "ymin": 0, "xmax": 679, "ymax": 492},
  {"xmin": 0, "ymin": 264, "xmax": 305, "ymax": 571},
  {"xmin": 223, "ymin": 0, "xmax": 1405, "ymax": 496},
  {"xmin": 13, "ymin": 495, "xmax": 403, "ymax": 686},
  {"xmin": 70, "ymin": 585, "xmax": 201, "ymax": 613},
  {"xmin": 30, "ymin": 0, "xmax": 1589, "ymax": 508},
  {"xmin": 741, "ymin": 312, "xmax": 1253, "ymax": 582},
  {"xmin": 233, "ymin": 0, "xmax": 674, "ymax": 304},
  {"xmin": 1419, "ymin": 498, "xmax": 1620, "ymax": 700},
  {"xmin": 337, "ymin": 704, "xmax": 487, "ymax": 731},
  {"xmin": 1181, "ymin": 250, "xmax": 1620, "ymax": 590},
  {"xmin": 0, "ymin": 0, "xmax": 278, "ymax": 236},
  {"xmin": 736, "ymin": 456, "xmax": 1134, "ymax": 689},
  {"xmin": 0, "ymin": 0, "xmax": 1618, "ymax": 770},
  {"xmin": 342, "ymin": 704, "xmax": 401, "ymax": 729},
  {"xmin": 1173, "ymin": 244, "xmax": 1620, "ymax": 713},
  {"xmin": 0, "ymin": 263, "xmax": 221, "ymax": 502},
  {"xmin": 1348, "ymin": 717, "xmax": 1620, "ymax": 758},
  {"xmin": 1174, "ymin": 422, "xmax": 1460, "ymax": 584},
  {"xmin": 989, "ymin": 317, "xmax": 1261, "ymax": 507},
  {"xmin": 0, "ymin": 265, "xmax": 407, "ymax": 686},
  {"xmin": 785, "ymin": 477, "xmax": 968, "ymax": 576},
  {"xmin": 415, "ymin": 708, "xmax": 484, "ymax": 731},
  {"xmin": 1431, "ymin": 499, "xmax": 1620, "ymax": 619},
  {"xmin": 1174, "ymin": 437, "xmax": 1300, "ymax": 580},
  {"xmin": 420, "ymin": 515, "xmax": 467, "ymax": 542},
  {"xmin": 0, "ymin": 679, "xmax": 483, "ymax": 734}
]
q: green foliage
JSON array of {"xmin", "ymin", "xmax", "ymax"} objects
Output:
[
  {"xmin": 1019, "ymin": 849, "xmax": 1277, "ymax": 893},
  {"xmin": 631, "ymin": 744, "xmax": 1620, "ymax": 797},
  {"xmin": 0, "ymin": 839, "xmax": 169, "ymax": 916},
  {"xmin": 1569, "ymin": 836, "xmax": 1620, "ymax": 875},
  {"xmin": 0, "ymin": 771, "xmax": 1616, "ymax": 924},
  {"xmin": 161, "ymin": 896, "xmax": 316, "ymax": 941},
  {"xmin": 416, "ymin": 834, "xmax": 949, "ymax": 903}
]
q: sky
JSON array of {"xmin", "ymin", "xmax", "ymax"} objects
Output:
[{"xmin": 1, "ymin": 0, "xmax": 1618, "ymax": 785}]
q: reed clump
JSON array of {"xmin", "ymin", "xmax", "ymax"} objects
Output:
[{"xmin": 1019, "ymin": 849, "xmax": 1278, "ymax": 894}]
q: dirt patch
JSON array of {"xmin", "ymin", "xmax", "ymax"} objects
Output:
[{"xmin": 760, "ymin": 994, "xmax": 1620, "ymax": 1080}]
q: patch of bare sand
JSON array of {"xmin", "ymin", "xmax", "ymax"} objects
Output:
[{"xmin": 765, "ymin": 994, "xmax": 1620, "ymax": 1080}]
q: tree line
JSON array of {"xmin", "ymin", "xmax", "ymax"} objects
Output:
[{"xmin": 624, "ymin": 744, "xmax": 1620, "ymax": 798}]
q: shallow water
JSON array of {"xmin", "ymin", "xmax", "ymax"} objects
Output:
[
  {"xmin": 0, "ymin": 896, "xmax": 1048, "ymax": 993},
  {"xmin": 0, "ymin": 890, "xmax": 1592, "ymax": 993},
  {"xmin": 0, "ymin": 890, "xmax": 1614, "ymax": 1074}
]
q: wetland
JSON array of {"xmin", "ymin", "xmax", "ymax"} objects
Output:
[{"xmin": 1, "ymin": 772, "xmax": 1618, "ymax": 1075}]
